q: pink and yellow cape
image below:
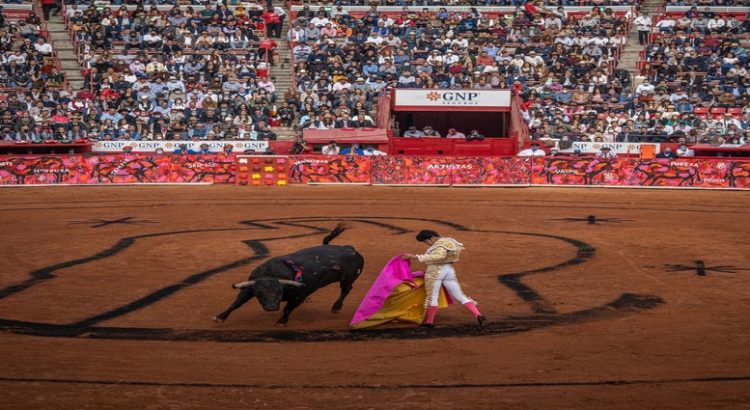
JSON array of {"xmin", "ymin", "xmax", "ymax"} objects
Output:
[{"xmin": 350, "ymin": 256, "xmax": 452, "ymax": 329}]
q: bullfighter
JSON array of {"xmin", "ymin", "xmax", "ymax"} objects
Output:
[{"xmin": 401, "ymin": 230, "xmax": 487, "ymax": 327}]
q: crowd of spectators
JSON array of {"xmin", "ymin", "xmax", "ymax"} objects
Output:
[
  {"xmin": 3, "ymin": 1, "xmax": 291, "ymax": 142},
  {"xmin": 288, "ymin": 2, "xmax": 629, "ymax": 134},
  {"xmin": 319, "ymin": 140, "xmax": 386, "ymax": 155},
  {"xmin": 527, "ymin": 8, "xmax": 750, "ymax": 147},
  {"xmin": 402, "ymin": 124, "xmax": 486, "ymax": 140},
  {"xmin": 0, "ymin": 5, "xmax": 73, "ymax": 141},
  {"xmin": 4, "ymin": 0, "xmax": 750, "ymax": 151},
  {"xmin": 0, "ymin": 8, "xmax": 63, "ymax": 91}
]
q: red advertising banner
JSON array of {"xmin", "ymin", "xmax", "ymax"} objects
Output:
[
  {"xmin": 370, "ymin": 157, "xmax": 532, "ymax": 185},
  {"xmin": 289, "ymin": 156, "xmax": 371, "ymax": 184},
  {"xmin": 531, "ymin": 158, "xmax": 750, "ymax": 189},
  {"xmin": 450, "ymin": 157, "xmax": 532, "ymax": 185},
  {"xmin": 169, "ymin": 154, "xmax": 236, "ymax": 184},
  {"xmin": 0, "ymin": 154, "xmax": 748, "ymax": 189},
  {"xmin": 0, "ymin": 154, "xmax": 237, "ymax": 185},
  {"xmin": 726, "ymin": 161, "xmax": 750, "ymax": 189},
  {"xmin": 82, "ymin": 154, "xmax": 172, "ymax": 184},
  {"xmin": 0, "ymin": 156, "xmax": 83, "ymax": 185},
  {"xmin": 371, "ymin": 156, "xmax": 453, "ymax": 185},
  {"xmin": 532, "ymin": 157, "xmax": 629, "ymax": 186}
]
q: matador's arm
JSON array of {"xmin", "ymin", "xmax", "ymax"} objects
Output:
[{"xmin": 416, "ymin": 247, "xmax": 448, "ymax": 264}]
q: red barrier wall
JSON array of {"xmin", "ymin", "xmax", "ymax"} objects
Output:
[
  {"xmin": 286, "ymin": 156, "xmax": 750, "ymax": 189},
  {"xmin": 370, "ymin": 156, "xmax": 530, "ymax": 185},
  {"xmin": 0, "ymin": 154, "xmax": 236, "ymax": 185},
  {"xmin": 531, "ymin": 158, "xmax": 750, "ymax": 189},
  {"xmin": 289, "ymin": 156, "xmax": 371, "ymax": 184},
  {"xmin": 1, "ymin": 154, "xmax": 749, "ymax": 190}
]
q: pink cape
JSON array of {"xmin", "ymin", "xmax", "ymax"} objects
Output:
[{"xmin": 350, "ymin": 256, "xmax": 453, "ymax": 327}]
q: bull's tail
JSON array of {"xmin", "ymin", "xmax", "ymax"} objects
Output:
[{"xmin": 323, "ymin": 223, "xmax": 347, "ymax": 245}]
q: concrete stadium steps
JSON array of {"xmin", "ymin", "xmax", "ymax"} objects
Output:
[
  {"xmin": 274, "ymin": 126, "xmax": 297, "ymax": 141},
  {"xmin": 46, "ymin": 15, "xmax": 85, "ymax": 90},
  {"xmin": 270, "ymin": 6, "xmax": 296, "ymax": 139},
  {"xmin": 619, "ymin": 0, "xmax": 663, "ymax": 87},
  {"xmin": 619, "ymin": 29, "xmax": 643, "ymax": 79}
]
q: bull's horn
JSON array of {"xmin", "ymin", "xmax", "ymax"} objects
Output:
[
  {"xmin": 277, "ymin": 279, "xmax": 305, "ymax": 287},
  {"xmin": 233, "ymin": 280, "xmax": 255, "ymax": 289}
]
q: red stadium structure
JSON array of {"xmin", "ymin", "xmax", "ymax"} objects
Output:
[
  {"xmin": 387, "ymin": 89, "xmax": 524, "ymax": 156},
  {"xmin": 301, "ymin": 89, "xmax": 526, "ymax": 156}
]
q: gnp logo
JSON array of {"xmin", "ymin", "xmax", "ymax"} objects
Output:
[{"xmin": 426, "ymin": 91, "xmax": 480, "ymax": 105}]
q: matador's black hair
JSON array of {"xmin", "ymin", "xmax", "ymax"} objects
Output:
[{"xmin": 416, "ymin": 230, "xmax": 440, "ymax": 242}]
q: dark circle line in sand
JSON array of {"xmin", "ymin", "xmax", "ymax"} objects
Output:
[
  {"xmin": 0, "ymin": 293, "xmax": 663, "ymax": 342},
  {"xmin": 0, "ymin": 217, "xmax": 664, "ymax": 342}
]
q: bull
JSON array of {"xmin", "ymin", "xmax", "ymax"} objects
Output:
[{"xmin": 213, "ymin": 224, "xmax": 364, "ymax": 325}]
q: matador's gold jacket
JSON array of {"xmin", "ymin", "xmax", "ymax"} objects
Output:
[{"xmin": 417, "ymin": 237, "xmax": 464, "ymax": 266}]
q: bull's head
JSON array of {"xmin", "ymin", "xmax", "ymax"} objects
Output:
[{"xmin": 233, "ymin": 278, "xmax": 304, "ymax": 312}]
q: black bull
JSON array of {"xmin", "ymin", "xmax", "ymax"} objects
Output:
[{"xmin": 213, "ymin": 225, "xmax": 364, "ymax": 325}]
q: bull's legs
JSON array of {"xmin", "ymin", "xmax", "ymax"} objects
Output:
[
  {"xmin": 331, "ymin": 279, "xmax": 354, "ymax": 313},
  {"xmin": 276, "ymin": 296, "xmax": 304, "ymax": 326},
  {"xmin": 213, "ymin": 288, "xmax": 255, "ymax": 323}
]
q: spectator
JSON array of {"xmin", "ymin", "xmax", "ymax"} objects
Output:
[
  {"xmin": 634, "ymin": 14, "xmax": 652, "ymax": 45},
  {"xmin": 595, "ymin": 146, "xmax": 618, "ymax": 160},
  {"xmin": 655, "ymin": 16, "xmax": 676, "ymax": 33},
  {"xmin": 422, "ymin": 125, "xmax": 441, "ymax": 138},
  {"xmin": 635, "ymin": 79, "xmax": 655, "ymax": 95},
  {"xmin": 403, "ymin": 126, "xmax": 424, "ymax": 138},
  {"xmin": 33, "ymin": 37, "xmax": 53, "ymax": 56},
  {"xmin": 524, "ymin": 0, "xmax": 552, "ymax": 20},
  {"xmin": 340, "ymin": 143, "xmax": 364, "ymax": 155},
  {"xmin": 335, "ymin": 111, "xmax": 356, "ymax": 128},
  {"xmin": 41, "ymin": 0, "xmax": 55, "ymax": 21},
  {"xmin": 173, "ymin": 143, "xmax": 195, "ymax": 155},
  {"xmin": 196, "ymin": 143, "xmax": 211, "ymax": 155},
  {"xmin": 259, "ymin": 37, "xmax": 278, "ymax": 65},
  {"xmin": 290, "ymin": 134, "xmax": 311, "ymax": 154},
  {"xmin": 256, "ymin": 121, "xmax": 278, "ymax": 141},
  {"xmin": 656, "ymin": 147, "xmax": 678, "ymax": 159},
  {"xmin": 322, "ymin": 140, "xmax": 340, "ymax": 155},
  {"xmin": 676, "ymin": 142, "xmax": 695, "ymax": 157},
  {"xmin": 262, "ymin": 7, "xmax": 283, "ymax": 38},
  {"xmin": 446, "ymin": 128, "xmax": 466, "ymax": 139},
  {"xmin": 518, "ymin": 142, "xmax": 546, "ymax": 157},
  {"xmin": 466, "ymin": 130, "xmax": 486, "ymax": 141},
  {"xmin": 353, "ymin": 112, "xmax": 374, "ymax": 128},
  {"xmin": 363, "ymin": 145, "xmax": 386, "ymax": 156}
]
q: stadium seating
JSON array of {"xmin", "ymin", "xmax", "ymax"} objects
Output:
[
  {"xmin": 1, "ymin": 0, "xmax": 747, "ymax": 151},
  {"xmin": 288, "ymin": 3, "xmax": 633, "ymax": 140},
  {"xmin": 0, "ymin": 2, "xmax": 69, "ymax": 141},
  {"xmin": 632, "ymin": 8, "xmax": 750, "ymax": 145},
  {"xmin": 58, "ymin": 2, "xmax": 281, "ymax": 142}
]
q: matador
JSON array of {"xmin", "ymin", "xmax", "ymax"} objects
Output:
[{"xmin": 402, "ymin": 230, "xmax": 487, "ymax": 327}]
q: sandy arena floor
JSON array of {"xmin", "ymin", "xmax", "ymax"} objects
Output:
[{"xmin": 0, "ymin": 186, "xmax": 748, "ymax": 409}]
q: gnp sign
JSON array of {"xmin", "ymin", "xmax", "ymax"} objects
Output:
[{"xmin": 393, "ymin": 89, "xmax": 511, "ymax": 110}]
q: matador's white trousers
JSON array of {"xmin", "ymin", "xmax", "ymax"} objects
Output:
[{"xmin": 425, "ymin": 264, "xmax": 471, "ymax": 307}]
